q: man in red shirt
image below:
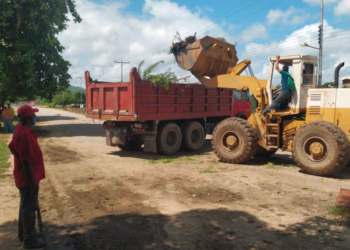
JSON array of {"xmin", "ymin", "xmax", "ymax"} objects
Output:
[{"xmin": 8, "ymin": 105, "xmax": 46, "ymax": 249}]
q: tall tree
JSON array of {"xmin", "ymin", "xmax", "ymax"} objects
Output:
[{"xmin": 0, "ymin": 0, "xmax": 82, "ymax": 104}]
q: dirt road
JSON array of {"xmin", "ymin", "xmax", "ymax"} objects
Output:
[{"xmin": 1, "ymin": 107, "xmax": 349, "ymax": 250}]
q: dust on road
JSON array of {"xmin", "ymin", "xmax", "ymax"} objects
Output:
[{"xmin": 0, "ymin": 107, "xmax": 349, "ymax": 250}]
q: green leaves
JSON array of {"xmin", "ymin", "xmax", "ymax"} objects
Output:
[
  {"xmin": 137, "ymin": 60, "xmax": 178, "ymax": 91},
  {"xmin": 0, "ymin": 0, "xmax": 82, "ymax": 102},
  {"xmin": 142, "ymin": 60, "xmax": 165, "ymax": 80}
]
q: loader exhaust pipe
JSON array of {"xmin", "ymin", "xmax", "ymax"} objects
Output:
[{"xmin": 334, "ymin": 62, "xmax": 345, "ymax": 88}]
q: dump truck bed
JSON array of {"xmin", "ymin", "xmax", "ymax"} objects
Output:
[{"xmin": 85, "ymin": 68, "xmax": 234, "ymax": 122}]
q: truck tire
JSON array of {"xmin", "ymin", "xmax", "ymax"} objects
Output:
[
  {"xmin": 292, "ymin": 121, "xmax": 350, "ymax": 176},
  {"xmin": 117, "ymin": 135, "xmax": 142, "ymax": 151},
  {"xmin": 182, "ymin": 121, "xmax": 205, "ymax": 151},
  {"xmin": 157, "ymin": 123, "xmax": 182, "ymax": 155},
  {"xmin": 254, "ymin": 145, "xmax": 277, "ymax": 157},
  {"xmin": 212, "ymin": 117, "xmax": 258, "ymax": 164}
]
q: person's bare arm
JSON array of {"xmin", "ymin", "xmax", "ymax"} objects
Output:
[
  {"xmin": 275, "ymin": 55, "xmax": 281, "ymax": 73},
  {"xmin": 22, "ymin": 160, "xmax": 39, "ymax": 194},
  {"xmin": 273, "ymin": 87, "xmax": 282, "ymax": 94}
]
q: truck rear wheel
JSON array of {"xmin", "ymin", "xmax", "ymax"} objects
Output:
[
  {"xmin": 117, "ymin": 135, "xmax": 142, "ymax": 151},
  {"xmin": 212, "ymin": 118, "xmax": 258, "ymax": 163},
  {"xmin": 182, "ymin": 121, "xmax": 205, "ymax": 151},
  {"xmin": 254, "ymin": 145, "xmax": 277, "ymax": 157},
  {"xmin": 292, "ymin": 121, "xmax": 350, "ymax": 176},
  {"xmin": 157, "ymin": 123, "xmax": 182, "ymax": 155}
]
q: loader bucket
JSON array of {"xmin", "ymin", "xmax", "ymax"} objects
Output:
[{"xmin": 174, "ymin": 36, "xmax": 239, "ymax": 79}]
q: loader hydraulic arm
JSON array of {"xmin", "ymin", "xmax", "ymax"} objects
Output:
[{"xmin": 197, "ymin": 59, "xmax": 269, "ymax": 110}]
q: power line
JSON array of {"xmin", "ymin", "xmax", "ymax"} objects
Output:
[
  {"xmin": 245, "ymin": 34, "xmax": 350, "ymax": 61},
  {"xmin": 239, "ymin": 29, "xmax": 350, "ymax": 59},
  {"xmin": 129, "ymin": 0, "xmax": 283, "ymax": 62},
  {"xmin": 114, "ymin": 60, "xmax": 130, "ymax": 82},
  {"xmin": 128, "ymin": 0, "xmax": 263, "ymax": 61}
]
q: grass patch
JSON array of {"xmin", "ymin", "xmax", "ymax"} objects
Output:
[
  {"xmin": 266, "ymin": 162, "xmax": 275, "ymax": 169},
  {"xmin": 281, "ymin": 164, "xmax": 296, "ymax": 168},
  {"xmin": 328, "ymin": 205, "xmax": 350, "ymax": 218},
  {"xmin": 0, "ymin": 134, "xmax": 11, "ymax": 178},
  {"xmin": 148, "ymin": 157, "xmax": 175, "ymax": 164},
  {"xmin": 148, "ymin": 154, "xmax": 200, "ymax": 165},
  {"xmin": 197, "ymin": 169, "xmax": 217, "ymax": 174}
]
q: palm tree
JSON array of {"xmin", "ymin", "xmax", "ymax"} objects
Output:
[{"xmin": 137, "ymin": 60, "xmax": 178, "ymax": 90}]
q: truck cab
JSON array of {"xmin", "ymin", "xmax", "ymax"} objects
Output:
[{"xmin": 232, "ymin": 90, "xmax": 250, "ymax": 119}]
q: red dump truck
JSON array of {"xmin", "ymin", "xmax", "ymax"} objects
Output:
[{"xmin": 85, "ymin": 68, "xmax": 250, "ymax": 154}]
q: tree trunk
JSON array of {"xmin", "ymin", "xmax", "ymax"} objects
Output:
[{"xmin": 0, "ymin": 91, "xmax": 3, "ymax": 106}]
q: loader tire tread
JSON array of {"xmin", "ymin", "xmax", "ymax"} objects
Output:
[
  {"xmin": 292, "ymin": 121, "xmax": 350, "ymax": 176},
  {"xmin": 211, "ymin": 118, "xmax": 258, "ymax": 164}
]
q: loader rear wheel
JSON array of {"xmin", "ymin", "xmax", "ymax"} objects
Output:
[
  {"xmin": 182, "ymin": 121, "xmax": 205, "ymax": 151},
  {"xmin": 157, "ymin": 123, "xmax": 182, "ymax": 155},
  {"xmin": 117, "ymin": 135, "xmax": 143, "ymax": 151},
  {"xmin": 254, "ymin": 145, "xmax": 277, "ymax": 157},
  {"xmin": 212, "ymin": 118, "xmax": 258, "ymax": 164},
  {"xmin": 292, "ymin": 121, "xmax": 350, "ymax": 176}
]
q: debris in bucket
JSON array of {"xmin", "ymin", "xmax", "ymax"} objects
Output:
[{"xmin": 170, "ymin": 32, "xmax": 197, "ymax": 55}]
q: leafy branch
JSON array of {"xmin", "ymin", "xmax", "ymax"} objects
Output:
[{"xmin": 137, "ymin": 60, "xmax": 178, "ymax": 91}]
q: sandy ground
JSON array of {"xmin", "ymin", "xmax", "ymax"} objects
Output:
[{"xmin": 0, "ymin": 107, "xmax": 350, "ymax": 250}]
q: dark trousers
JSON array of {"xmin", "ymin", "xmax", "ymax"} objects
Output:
[
  {"xmin": 263, "ymin": 91, "xmax": 291, "ymax": 115},
  {"xmin": 18, "ymin": 186, "xmax": 38, "ymax": 245}
]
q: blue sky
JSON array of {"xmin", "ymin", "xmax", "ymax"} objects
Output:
[
  {"xmin": 91, "ymin": 0, "xmax": 349, "ymax": 45},
  {"xmin": 60, "ymin": 0, "xmax": 350, "ymax": 86}
]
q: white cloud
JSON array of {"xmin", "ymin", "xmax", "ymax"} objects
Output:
[
  {"xmin": 267, "ymin": 6, "xmax": 310, "ymax": 26},
  {"xmin": 240, "ymin": 23, "xmax": 268, "ymax": 43},
  {"xmin": 334, "ymin": 0, "xmax": 350, "ymax": 16},
  {"xmin": 241, "ymin": 21, "xmax": 350, "ymax": 85},
  {"xmin": 59, "ymin": 0, "xmax": 233, "ymax": 85},
  {"xmin": 303, "ymin": 0, "xmax": 339, "ymax": 5}
]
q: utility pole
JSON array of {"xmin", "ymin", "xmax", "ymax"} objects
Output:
[
  {"xmin": 114, "ymin": 60, "xmax": 130, "ymax": 82},
  {"xmin": 318, "ymin": 0, "xmax": 324, "ymax": 87},
  {"xmin": 76, "ymin": 77, "xmax": 83, "ymax": 107}
]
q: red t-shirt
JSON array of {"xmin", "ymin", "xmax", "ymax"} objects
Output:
[{"xmin": 8, "ymin": 124, "xmax": 45, "ymax": 187}]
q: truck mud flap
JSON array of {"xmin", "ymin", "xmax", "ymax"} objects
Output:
[
  {"xmin": 143, "ymin": 133, "xmax": 157, "ymax": 153},
  {"xmin": 109, "ymin": 127, "xmax": 127, "ymax": 146}
]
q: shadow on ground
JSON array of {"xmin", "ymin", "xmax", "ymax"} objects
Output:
[
  {"xmin": 37, "ymin": 116, "xmax": 76, "ymax": 122},
  {"xmin": 0, "ymin": 209, "xmax": 348, "ymax": 250},
  {"xmin": 108, "ymin": 139, "xmax": 214, "ymax": 160},
  {"xmin": 35, "ymin": 123, "xmax": 105, "ymax": 138}
]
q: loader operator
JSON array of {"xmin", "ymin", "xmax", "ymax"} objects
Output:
[{"xmin": 262, "ymin": 55, "xmax": 292, "ymax": 116}]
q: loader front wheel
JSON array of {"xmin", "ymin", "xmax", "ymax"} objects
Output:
[
  {"xmin": 292, "ymin": 121, "xmax": 350, "ymax": 176},
  {"xmin": 212, "ymin": 118, "xmax": 258, "ymax": 164}
]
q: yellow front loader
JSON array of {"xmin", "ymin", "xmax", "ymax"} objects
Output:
[{"xmin": 173, "ymin": 36, "xmax": 350, "ymax": 176}]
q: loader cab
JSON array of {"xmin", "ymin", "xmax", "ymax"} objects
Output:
[{"xmin": 267, "ymin": 55, "xmax": 318, "ymax": 114}]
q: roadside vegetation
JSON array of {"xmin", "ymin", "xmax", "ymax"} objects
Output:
[
  {"xmin": 35, "ymin": 87, "xmax": 87, "ymax": 114},
  {"xmin": 0, "ymin": 134, "xmax": 11, "ymax": 178},
  {"xmin": 327, "ymin": 205, "xmax": 350, "ymax": 225},
  {"xmin": 0, "ymin": 0, "xmax": 81, "ymax": 106}
]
